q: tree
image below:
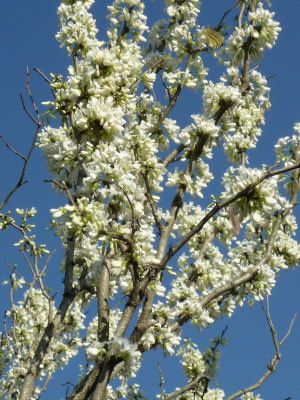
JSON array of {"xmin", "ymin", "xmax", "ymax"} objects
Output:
[{"xmin": 0, "ymin": 0, "xmax": 299, "ymax": 399}]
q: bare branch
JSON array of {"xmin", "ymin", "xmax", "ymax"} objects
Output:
[
  {"xmin": 19, "ymin": 93, "xmax": 40, "ymax": 127},
  {"xmin": 280, "ymin": 314, "xmax": 297, "ymax": 346},
  {"xmin": 0, "ymin": 134, "xmax": 26, "ymax": 161},
  {"xmin": 142, "ymin": 171, "xmax": 163, "ymax": 233},
  {"xmin": 0, "ymin": 68, "xmax": 42, "ymax": 210},
  {"xmin": 97, "ymin": 257, "xmax": 111, "ymax": 342},
  {"xmin": 226, "ymin": 300, "xmax": 296, "ymax": 400},
  {"xmin": 33, "ymin": 67, "xmax": 52, "ymax": 85},
  {"xmin": 162, "ymin": 143, "xmax": 185, "ymax": 167},
  {"xmin": 25, "ymin": 66, "xmax": 41, "ymax": 121},
  {"xmin": 216, "ymin": 1, "xmax": 239, "ymax": 31},
  {"xmin": 43, "ymin": 179, "xmax": 76, "ymax": 206}
]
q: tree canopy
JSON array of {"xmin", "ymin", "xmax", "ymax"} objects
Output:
[{"xmin": 0, "ymin": 1, "xmax": 299, "ymax": 400}]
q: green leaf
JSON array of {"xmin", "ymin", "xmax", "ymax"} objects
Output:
[{"xmin": 203, "ymin": 28, "xmax": 224, "ymax": 48}]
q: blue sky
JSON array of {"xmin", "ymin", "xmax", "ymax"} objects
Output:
[{"xmin": 0, "ymin": 1, "xmax": 300, "ymax": 399}]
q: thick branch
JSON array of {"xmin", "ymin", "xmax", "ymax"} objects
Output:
[
  {"xmin": 19, "ymin": 213, "xmax": 78, "ymax": 399},
  {"xmin": 97, "ymin": 259, "xmax": 111, "ymax": 343}
]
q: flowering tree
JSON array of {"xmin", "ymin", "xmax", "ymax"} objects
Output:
[{"xmin": 0, "ymin": 0, "xmax": 299, "ymax": 399}]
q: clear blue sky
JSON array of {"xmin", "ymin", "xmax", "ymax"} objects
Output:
[{"xmin": 0, "ymin": 1, "xmax": 300, "ymax": 399}]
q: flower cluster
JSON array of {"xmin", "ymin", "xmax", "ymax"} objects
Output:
[
  {"xmin": 226, "ymin": 3, "xmax": 281, "ymax": 65},
  {"xmin": 56, "ymin": 0, "xmax": 98, "ymax": 55},
  {"xmin": 179, "ymin": 340, "xmax": 206, "ymax": 380},
  {"xmin": 221, "ymin": 166, "xmax": 280, "ymax": 218},
  {"xmin": 0, "ymin": 289, "xmax": 84, "ymax": 397}
]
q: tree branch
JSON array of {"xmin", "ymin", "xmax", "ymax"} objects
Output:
[
  {"xmin": 226, "ymin": 300, "xmax": 296, "ymax": 400},
  {"xmin": 162, "ymin": 375, "xmax": 208, "ymax": 400},
  {"xmin": 160, "ymin": 161, "xmax": 300, "ymax": 268},
  {"xmin": 0, "ymin": 67, "xmax": 42, "ymax": 210}
]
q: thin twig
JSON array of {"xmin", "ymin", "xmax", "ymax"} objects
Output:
[
  {"xmin": 26, "ymin": 66, "xmax": 40, "ymax": 120},
  {"xmin": 216, "ymin": 1, "xmax": 240, "ymax": 30},
  {"xmin": 43, "ymin": 179, "xmax": 75, "ymax": 205},
  {"xmin": 0, "ymin": 134, "xmax": 26, "ymax": 160},
  {"xmin": 33, "ymin": 67, "xmax": 52, "ymax": 85}
]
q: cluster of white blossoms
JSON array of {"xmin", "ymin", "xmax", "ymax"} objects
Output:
[
  {"xmin": 226, "ymin": 2, "xmax": 281, "ymax": 66},
  {"xmin": 1, "ymin": 0, "xmax": 300, "ymax": 399},
  {"xmin": 275, "ymin": 122, "xmax": 300, "ymax": 168},
  {"xmin": 139, "ymin": 301, "xmax": 181, "ymax": 355},
  {"xmin": 0, "ymin": 288, "xmax": 84, "ymax": 398},
  {"xmin": 220, "ymin": 69, "xmax": 270, "ymax": 163},
  {"xmin": 56, "ymin": 0, "xmax": 98, "ymax": 55},
  {"xmin": 166, "ymin": 159, "xmax": 213, "ymax": 197},
  {"xmin": 221, "ymin": 165, "xmax": 280, "ymax": 216},
  {"xmin": 215, "ymin": 2, "xmax": 281, "ymax": 163},
  {"xmin": 107, "ymin": 0, "xmax": 148, "ymax": 43},
  {"xmin": 84, "ymin": 309, "xmax": 141, "ymax": 378},
  {"xmin": 179, "ymin": 115, "xmax": 220, "ymax": 146},
  {"xmin": 158, "ymin": 0, "xmax": 208, "ymax": 91},
  {"xmin": 179, "ymin": 340, "xmax": 206, "ymax": 380}
]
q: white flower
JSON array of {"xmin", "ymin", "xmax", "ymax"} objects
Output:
[{"xmin": 85, "ymin": 341, "xmax": 105, "ymax": 359}]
